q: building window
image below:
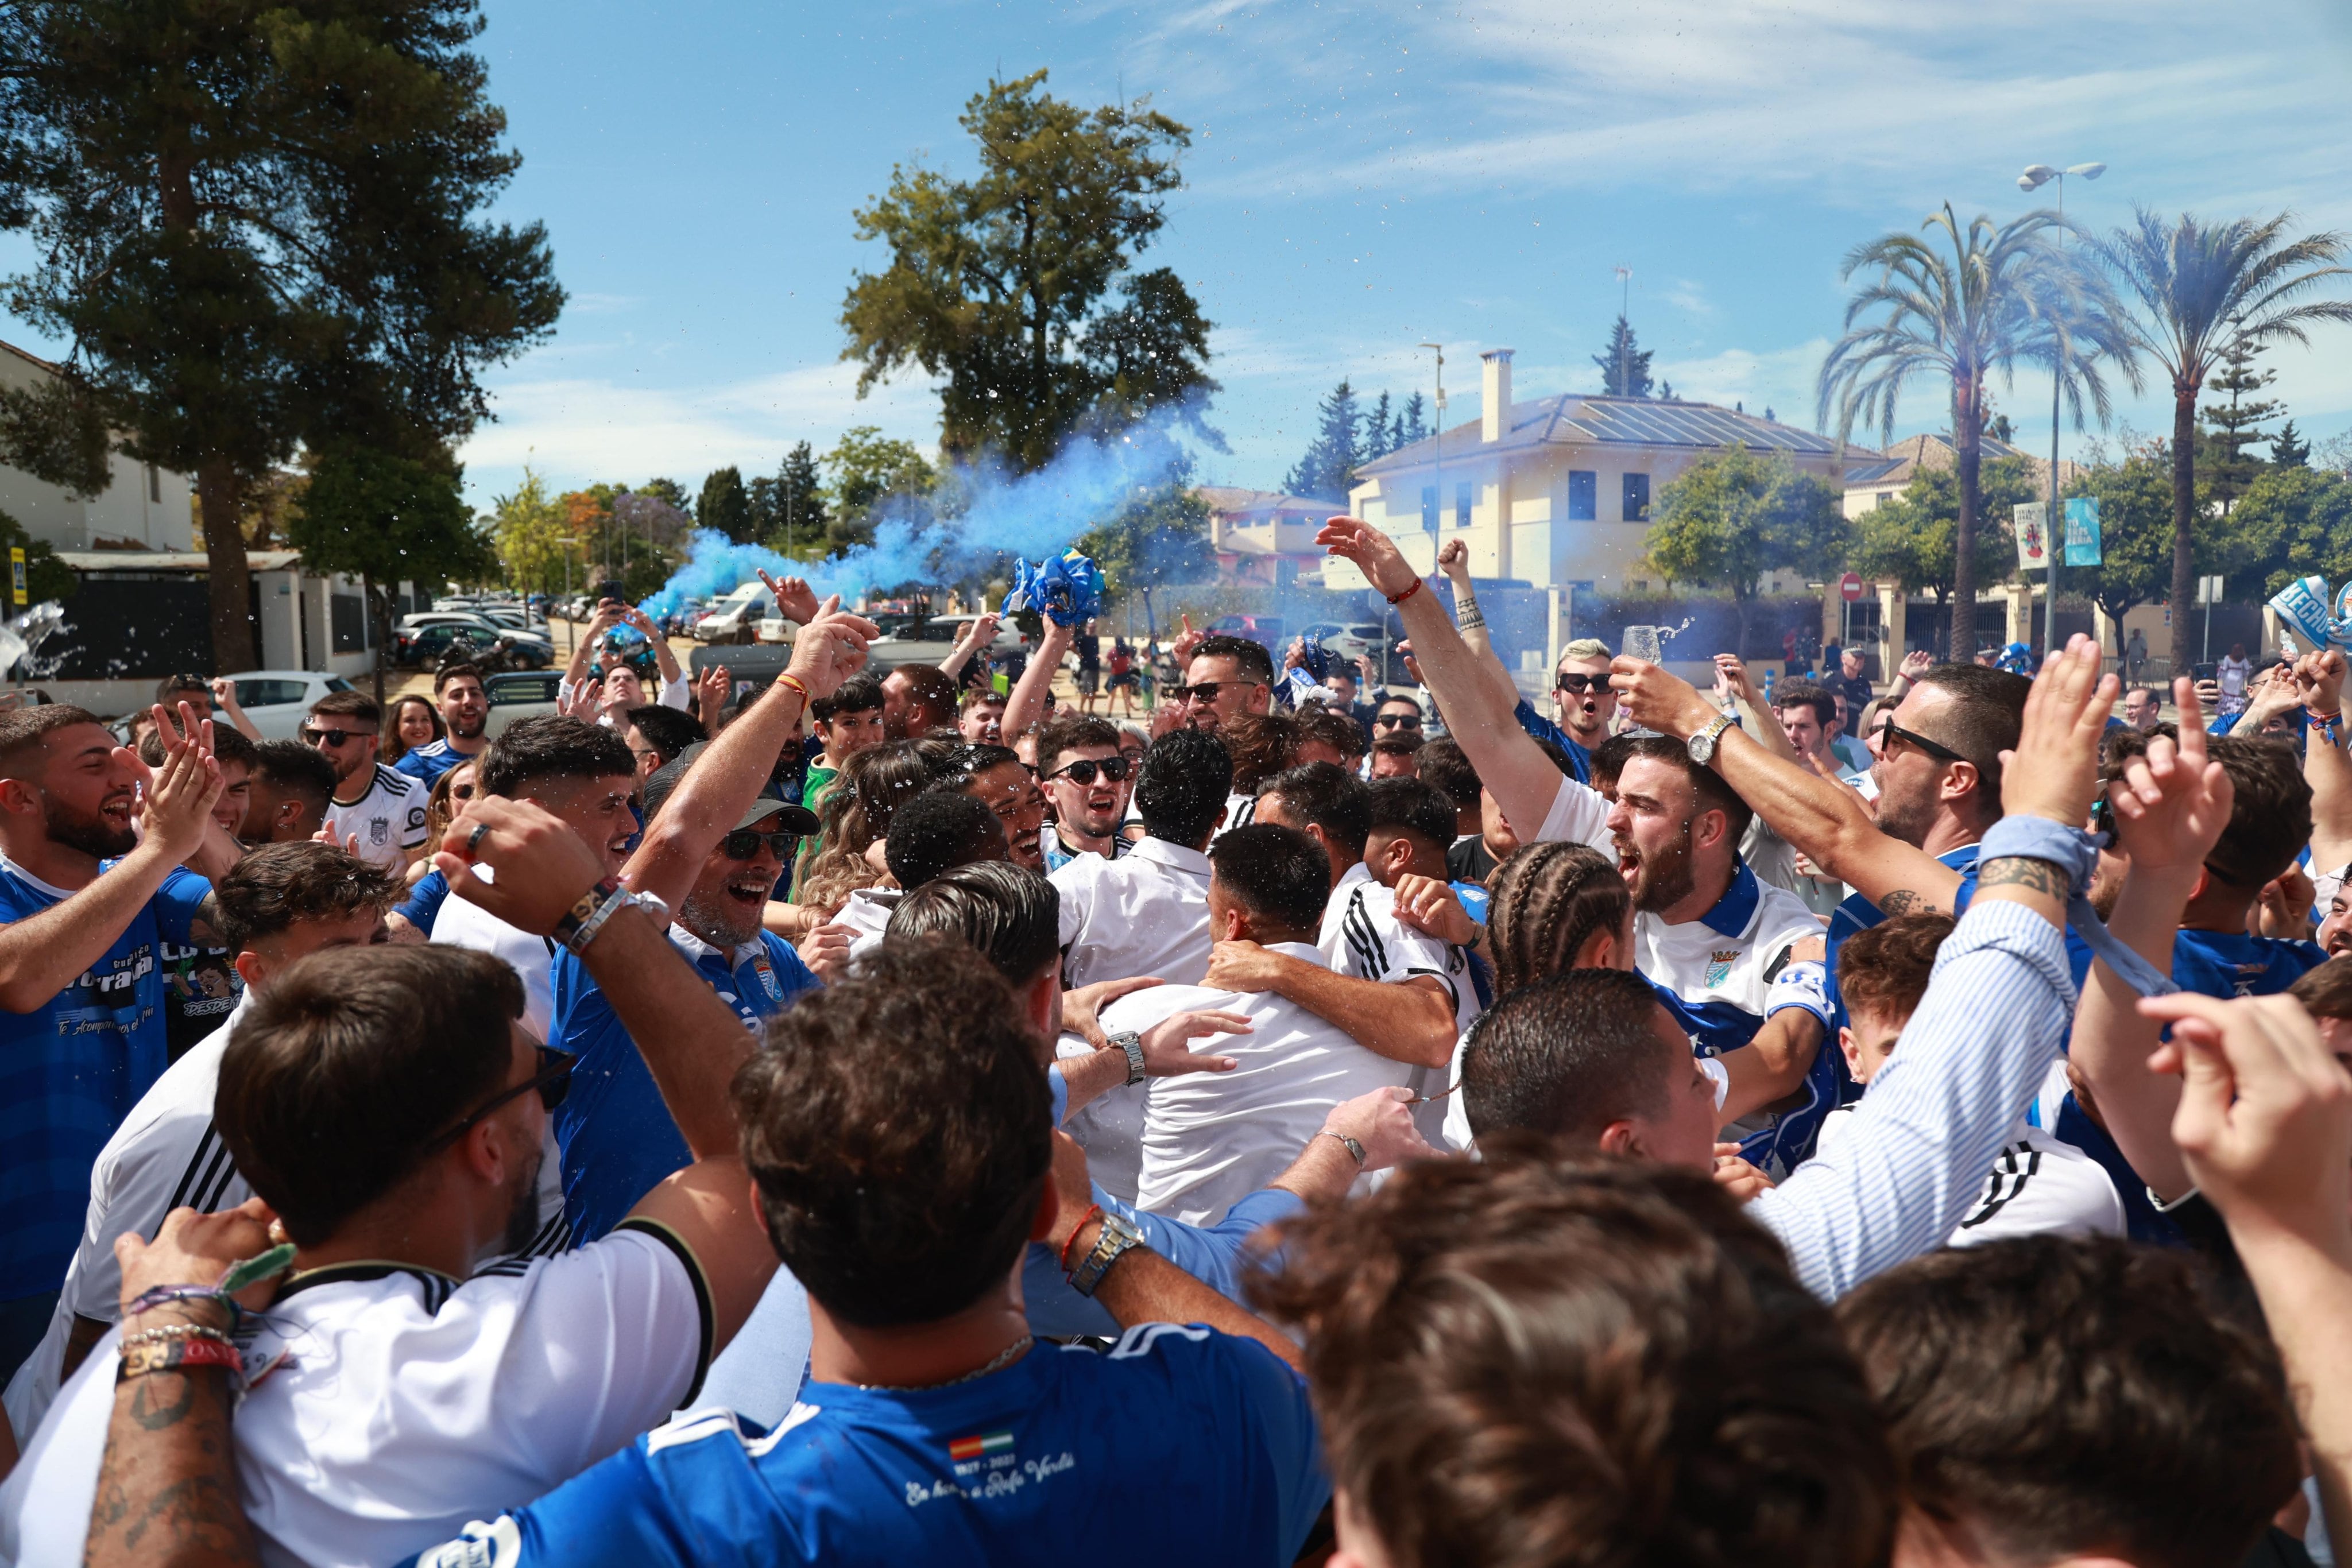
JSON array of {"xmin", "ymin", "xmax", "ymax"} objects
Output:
[
  {"xmin": 1455, "ymin": 482, "xmax": 1472, "ymax": 528},
  {"xmin": 1421, "ymin": 486, "xmax": 1438, "ymax": 531},
  {"xmin": 1568, "ymin": 470, "xmax": 1597, "ymax": 521},
  {"xmin": 1622, "ymin": 472, "xmax": 1651, "ymax": 522},
  {"xmin": 146, "ymin": 464, "xmax": 161, "ymax": 504}
]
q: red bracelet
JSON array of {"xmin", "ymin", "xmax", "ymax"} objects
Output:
[
  {"xmin": 1384, "ymin": 577, "xmax": 1423, "ymax": 607},
  {"xmin": 775, "ymin": 672, "xmax": 811, "ymax": 701},
  {"xmin": 1059, "ymin": 1204, "xmax": 1104, "ymax": 1275}
]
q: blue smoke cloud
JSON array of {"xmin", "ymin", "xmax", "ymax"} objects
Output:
[{"xmin": 638, "ymin": 413, "xmax": 1196, "ymax": 618}]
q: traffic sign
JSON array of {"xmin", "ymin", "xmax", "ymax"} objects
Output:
[{"xmin": 1838, "ymin": 572, "xmax": 1864, "ymax": 603}]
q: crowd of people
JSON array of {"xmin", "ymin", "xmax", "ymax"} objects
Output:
[{"xmin": 2, "ymin": 518, "xmax": 2351, "ymax": 1568}]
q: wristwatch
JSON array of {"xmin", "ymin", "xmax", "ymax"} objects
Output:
[
  {"xmin": 1319, "ymin": 1130, "xmax": 1367, "ymax": 1166},
  {"xmin": 1070, "ymin": 1210, "xmax": 1144, "ymax": 1297},
  {"xmin": 1111, "ymin": 1030, "xmax": 1146, "ymax": 1086},
  {"xmin": 1688, "ymin": 712, "xmax": 1738, "ymax": 766}
]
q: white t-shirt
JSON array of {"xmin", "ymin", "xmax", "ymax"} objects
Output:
[
  {"xmin": 1210, "ymin": 789, "xmax": 1257, "ymax": 844},
  {"xmin": 2, "ymin": 997, "xmax": 573, "ymax": 1446},
  {"xmin": 2216, "ymin": 653, "xmax": 2254, "ymax": 711},
  {"xmin": 1, "ymin": 1225, "xmax": 710, "ymax": 1568},
  {"xmin": 1125, "ymin": 944, "xmax": 1413, "ymax": 1225},
  {"xmin": 1320, "ymin": 862, "xmax": 1480, "ymax": 1141},
  {"xmin": 1817, "ymin": 1110, "xmax": 2125, "ymax": 1245},
  {"xmin": 432, "ymin": 875, "xmax": 559, "ymax": 1040},
  {"xmin": 833, "ymin": 885, "xmax": 901, "ymax": 961},
  {"xmin": 1051, "ymin": 836, "xmax": 1213, "ymax": 990},
  {"xmin": 1533, "ymin": 772, "xmax": 1616, "ymax": 853},
  {"xmin": 323, "ymin": 762, "xmax": 430, "ymax": 870}
]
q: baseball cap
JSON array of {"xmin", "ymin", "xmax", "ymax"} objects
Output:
[{"xmin": 642, "ymin": 747, "xmax": 821, "ymax": 837}]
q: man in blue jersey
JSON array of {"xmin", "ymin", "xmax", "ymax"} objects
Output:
[
  {"xmin": 394, "ymin": 663, "xmax": 490, "ymax": 787},
  {"xmin": 0, "ymin": 704, "xmax": 220, "ymax": 1381}
]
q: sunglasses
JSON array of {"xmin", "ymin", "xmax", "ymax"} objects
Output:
[
  {"xmin": 1874, "ymin": 715, "xmax": 1964, "ymax": 764},
  {"xmin": 721, "ymin": 828, "xmax": 798, "ymax": 861},
  {"xmin": 303, "ymin": 726, "xmax": 363, "ymax": 747},
  {"xmin": 1178, "ymin": 681, "xmax": 1252, "ymax": 703},
  {"xmin": 450, "ymin": 783, "xmax": 477, "ymax": 801},
  {"xmin": 1374, "ymin": 713, "xmax": 1423, "ymax": 730},
  {"xmin": 1554, "ymin": 673, "xmax": 1605, "ymax": 695},
  {"xmin": 425, "ymin": 1046, "xmax": 572, "ymax": 1151},
  {"xmin": 1046, "ymin": 756, "xmax": 1132, "ymax": 786}
]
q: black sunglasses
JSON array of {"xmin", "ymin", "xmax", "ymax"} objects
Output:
[
  {"xmin": 1875, "ymin": 715, "xmax": 1964, "ymax": 764},
  {"xmin": 721, "ymin": 828, "xmax": 798, "ymax": 861},
  {"xmin": 1178, "ymin": 681, "xmax": 1247, "ymax": 703},
  {"xmin": 426, "ymin": 1046, "xmax": 572, "ymax": 1151},
  {"xmin": 303, "ymin": 726, "xmax": 363, "ymax": 747},
  {"xmin": 1554, "ymin": 672, "xmax": 1605, "ymax": 695},
  {"xmin": 1374, "ymin": 712, "xmax": 1423, "ymax": 730},
  {"xmin": 1047, "ymin": 756, "xmax": 1132, "ymax": 786}
]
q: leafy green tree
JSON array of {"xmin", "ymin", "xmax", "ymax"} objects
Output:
[
  {"xmin": 771, "ymin": 441, "xmax": 829, "ymax": 555},
  {"xmin": 635, "ymin": 478, "xmax": 692, "ymax": 517},
  {"xmin": 698, "ymin": 467, "xmax": 753, "ymax": 545},
  {"xmin": 2228, "ymin": 464, "xmax": 2352, "ymax": 597},
  {"xmin": 1820, "ymin": 203, "xmax": 2130, "ymax": 656},
  {"xmin": 821, "ymin": 426, "xmax": 935, "ymax": 555},
  {"xmin": 1286, "ymin": 380, "xmax": 1363, "ymax": 502},
  {"xmin": 486, "ymin": 468, "xmax": 576, "ymax": 596},
  {"xmin": 0, "ymin": 0, "xmax": 563, "ymax": 669},
  {"xmin": 292, "ymin": 443, "xmax": 489, "ymax": 700},
  {"xmin": 1643, "ymin": 445, "xmax": 1850, "ymax": 651},
  {"xmin": 2097, "ymin": 208, "xmax": 2352, "ymax": 667},
  {"xmin": 2272, "ymin": 421, "xmax": 2311, "ymax": 469},
  {"xmin": 1076, "ymin": 476, "xmax": 1214, "ymax": 639},
  {"xmin": 1594, "ymin": 316, "xmax": 1654, "ymax": 397},
  {"xmin": 2062, "ymin": 448, "xmax": 2187, "ymax": 650},
  {"xmin": 841, "ymin": 71, "xmax": 1212, "ymax": 471},
  {"xmin": 2200, "ymin": 342, "xmax": 2283, "ymax": 509},
  {"xmin": 1850, "ymin": 457, "xmax": 2037, "ymax": 630},
  {"xmin": 0, "ymin": 505, "xmax": 77, "ymax": 605}
]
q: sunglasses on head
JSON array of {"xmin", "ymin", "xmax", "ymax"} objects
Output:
[
  {"xmin": 303, "ymin": 726, "xmax": 363, "ymax": 747},
  {"xmin": 721, "ymin": 828, "xmax": 798, "ymax": 861},
  {"xmin": 425, "ymin": 1046, "xmax": 572, "ymax": 1152},
  {"xmin": 1874, "ymin": 715, "xmax": 1964, "ymax": 764},
  {"xmin": 1554, "ymin": 672, "xmax": 1605, "ymax": 695},
  {"xmin": 1047, "ymin": 755, "xmax": 1132, "ymax": 786}
]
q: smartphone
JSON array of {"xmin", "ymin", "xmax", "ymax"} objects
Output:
[
  {"xmin": 2192, "ymin": 661, "xmax": 2217, "ymax": 682},
  {"xmin": 594, "ymin": 579, "xmax": 626, "ymax": 605}
]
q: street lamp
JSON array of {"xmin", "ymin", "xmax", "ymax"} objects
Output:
[
  {"xmin": 1418, "ymin": 341, "xmax": 1446, "ymax": 545},
  {"xmin": 2017, "ymin": 160, "xmax": 2104, "ymax": 665}
]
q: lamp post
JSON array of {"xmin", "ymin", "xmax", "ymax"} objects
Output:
[
  {"xmin": 1414, "ymin": 341, "xmax": 1446, "ymax": 688},
  {"xmin": 2017, "ymin": 160, "xmax": 2105, "ymax": 666}
]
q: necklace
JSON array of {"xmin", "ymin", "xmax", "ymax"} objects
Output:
[{"xmin": 853, "ymin": 1334, "xmax": 1034, "ymax": 1392}]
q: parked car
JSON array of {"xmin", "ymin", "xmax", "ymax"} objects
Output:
[
  {"xmin": 222, "ymin": 671, "xmax": 359, "ymax": 740},
  {"xmin": 1296, "ymin": 621, "xmax": 1390, "ymax": 668},
  {"xmin": 397, "ymin": 611, "xmax": 553, "ymax": 652},
  {"xmin": 481, "ymin": 670, "xmax": 564, "ymax": 737},
  {"xmin": 394, "ymin": 621, "xmax": 551, "ymax": 672}
]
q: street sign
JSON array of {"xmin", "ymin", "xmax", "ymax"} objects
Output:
[
  {"xmin": 1838, "ymin": 572, "xmax": 1864, "ymax": 603},
  {"xmin": 8, "ymin": 547, "xmax": 23, "ymax": 607},
  {"xmin": 2013, "ymin": 502, "xmax": 2048, "ymax": 567},
  {"xmin": 2063, "ymin": 497, "xmax": 2102, "ymax": 567}
]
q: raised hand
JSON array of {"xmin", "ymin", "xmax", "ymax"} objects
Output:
[
  {"xmin": 757, "ymin": 570, "xmax": 821, "ymax": 626},
  {"xmin": 139, "ymin": 703, "xmax": 224, "ymax": 863},
  {"xmin": 693, "ymin": 664, "xmax": 732, "ymax": 722},
  {"xmin": 1282, "ymin": 637, "xmax": 1307, "ymax": 673},
  {"xmin": 1321, "ymin": 1085, "xmax": 1434, "ymax": 1174},
  {"xmin": 2105, "ymin": 676, "xmax": 2231, "ymax": 871},
  {"xmin": 586, "ymin": 601, "xmax": 624, "ymax": 637},
  {"xmin": 1437, "ymin": 537, "xmax": 1470, "ymax": 578},
  {"xmin": 795, "ymin": 922, "xmax": 855, "ymax": 984},
  {"xmin": 1713, "ymin": 653, "xmax": 1760, "ymax": 708},
  {"xmin": 2301, "ymin": 649, "xmax": 2347, "ymax": 717},
  {"xmin": 434, "ymin": 796, "xmax": 606, "ymax": 935},
  {"xmin": 559, "ymin": 676, "xmax": 604, "ymax": 721},
  {"xmin": 782, "ymin": 597, "xmax": 883, "ymax": 702},
  {"xmin": 2002, "ymin": 634, "xmax": 2119, "ymax": 828},
  {"xmin": 1899, "ymin": 649, "xmax": 1935, "ymax": 682},
  {"xmin": 1609, "ymin": 657, "xmax": 1719, "ymax": 741},
  {"xmin": 1315, "ymin": 515, "xmax": 1419, "ymax": 600},
  {"xmin": 207, "ymin": 676, "xmax": 243, "ymax": 714}
]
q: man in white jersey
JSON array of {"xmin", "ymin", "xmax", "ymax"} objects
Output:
[
  {"xmin": 1123, "ymin": 824, "xmax": 1430, "ymax": 1223},
  {"xmin": 1, "ymin": 843, "xmax": 404, "ymax": 1443},
  {"xmin": 304, "ymin": 691, "xmax": 430, "ymax": 870},
  {"xmin": 0, "ymin": 800, "xmax": 782, "ymax": 1567},
  {"xmin": 430, "ymin": 717, "xmax": 643, "ymax": 1037}
]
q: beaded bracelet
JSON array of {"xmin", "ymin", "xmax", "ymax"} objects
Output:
[
  {"xmin": 119, "ymin": 1322, "xmax": 234, "ymax": 1353},
  {"xmin": 119, "ymin": 1335, "xmax": 243, "ymax": 1383}
]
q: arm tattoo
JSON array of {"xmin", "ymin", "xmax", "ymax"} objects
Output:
[
  {"xmin": 189, "ymin": 893, "xmax": 222, "ymax": 948},
  {"xmin": 1878, "ymin": 889, "xmax": 1940, "ymax": 917},
  {"xmin": 1978, "ymin": 857, "xmax": 2063, "ymax": 896}
]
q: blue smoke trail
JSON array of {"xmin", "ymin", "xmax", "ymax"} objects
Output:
[{"xmin": 638, "ymin": 412, "xmax": 1197, "ymax": 618}]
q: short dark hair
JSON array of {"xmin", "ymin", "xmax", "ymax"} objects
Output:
[
  {"xmin": 212, "ymin": 841, "xmax": 401, "ymax": 952},
  {"xmin": 1836, "ymin": 912, "xmax": 1954, "ymax": 1025},
  {"xmin": 886, "ymin": 862, "xmax": 1059, "ymax": 986},
  {"xmin": 1208, "ymin": 823, "xmax": 1331, "ymax": 937},
  {"xmin": 1035, "ymin": 711, "xmax": 1119, "ymax": 774},
  {"xmin": 811, "ymin": 671, "xmax": 885, "ymax": 723},
  {"xmin": 208, "ymin": 723, "xmax": 259, "ymax": 773},
  {"xmin": 1611, "ymin": 734, "xmax": 1754, "ymax": 845},
  {"xmin": 1413, "ymin": 737, "xmax": 1479, "ymax": 808},
  {"xmin": 2198, "ymin": 735, "xmax": 2311, "ymax": 889},
  {"xmin": 433, "ymin": 662, "xmax": 485, "ymax": 695},
  {"xmin": 622, "ymin": 704, "xmax": 706, "ymax": 769},
  {"xmin": 249, "ymin": 738, "xmax": 338, "ymax": 813},
  {"xmin": 1774, "ymin": 677, "xmax": 1835, "ymax": 729},
  {"xmin": 1220, "ymin": 710, "xmax": 1300, "ymax": 792},
  {"xmin": 1486, "ymin": 842, "xmax": 1631, "ymax": 994},
  {"xmin": 1367, "ymin": 777, "xmax": 1455, "ymax": 854},
  {"xmin": 1837, "ymin": 1237, "xmax": 2298, "ymax": 1568},
  {"xmin": 1258, "ymin": 760, "xmax": 1372, "ymax": 858},
  {"xmin": 1461, "ymin": 969, "xmax": 1672, "ymax": 1147},
  {"xmin": 2289, "ymin": 956, "xmax": 2352, "ymax": 1020},
  {"xmin": 1295, "ymin": 704, "xmax": 1367, "ymax": 761},
  {"xmin": 309, "ymin": 689, "xmax": 382, "ymax": 727},
  {"xmin": 217, "ymin": 946, "xmax": 525, "ymax": 1245},
  {"xmin": 476, "ymin": 715, "xmax": 635, "ymax": 799},
  {"xmin": 1189, "ymin": 633, "xmax": 1274, "ymax": 685},
  {"xmin": 1255, "ymin": 1154, "xmax": 1893, "ymax": 1568},
  {"xmin": 1913, "ymin": 664, "xmax": 2030, "ymax": 824},
  {"xmin": 884, "ymin": 790, "xmax": 1008, "ymax": 888},
  {"xmin": 1134, "ymin": 729, "xmax": 1232, "ymax": 846},
  {"xmin": 957, "ymin": 685, "xmax": 1006, "ymax": 714},
  {"xmin": 734, "ymin": 938, "xmax": 1051, "ymax": 1326},
  {"xmin": 0, "ymin": 704, "xmax": 101, "ymax": 778}
]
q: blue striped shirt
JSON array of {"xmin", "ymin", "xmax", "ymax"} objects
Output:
[{"xmin": 1754, "ymin": 897, "xmax": 2076, "ymax": 1301}]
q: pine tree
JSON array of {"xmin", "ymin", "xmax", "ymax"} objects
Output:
[
  {"xmin": 1364, "ymin": 391, "xmax": 1394, "ymax": 460},
  {"xmin": 2272, "ymin": 420, "xmax": 2311, "ymax": 469},
  {"xmin": 1399, "ymin": 392, "xmax": 1428, "ymax": 447},
  {"xmin": 1593, "ymin": 316, "xmax": 1654, "ymax": 398},
  {"xmin": 1658, "ymin": 380, "xmax": 1676, "ymax": 400},
  {"xmin": 2203, "ymin": 342, "xmax": 2284, "ymax": 510},
  {"xmin": 1285, "ymin": 380, "xmax": 1363, "ymax": 502},
  {"xmin": 698, "ymin": 466, "xmax": 754, "ymax": 544},
  {"xmin": 773, "ymin": 442, "xmax": 829, "ymax": 551}
]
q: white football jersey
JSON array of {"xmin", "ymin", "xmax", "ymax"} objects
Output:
[
  {"xmin": 322, "ymin": 762, "xmax": 430, "ymax": 869},
  {"xmin": 1320, "ymin": 862, "xmax": 1483, "ymax": 1142},
  {"xmin": 1817, "ymin": 1110, "xmax": 2125, "ymax": 1246}
]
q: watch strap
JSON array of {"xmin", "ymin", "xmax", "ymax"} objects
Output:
[
  {"xmin": 551, "ymin": 878, "xmax": 621, "ymax": 950},
  {"xmin": 1070, "ymin": 1210, "xmax": 1143, "ymax": 1297},
  {"xmin": 1320, "ymin": 1130, "xmax": 1367, "ymax": 1166},
  {"xmin": 1114, "ymin": 1031, "xmax": 1146, "ymax": 1086}
]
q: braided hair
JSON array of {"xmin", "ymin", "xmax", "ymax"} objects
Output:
[{"xmin": 1487, "ymin": 842, "xmax": 1631, "ymax": 995}]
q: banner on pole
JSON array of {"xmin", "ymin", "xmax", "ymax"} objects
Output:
[
  {"xmin": 2013, "ymin": 503, "xmax": 2048, "ymax": 568},
  {"xmin": 2063, "ymin": 497, "xmax": 2102, "ymax": 567}
]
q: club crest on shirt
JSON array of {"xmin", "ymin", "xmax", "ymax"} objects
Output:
[
  {"xmin": 1704, "ymin": 950, "xmax": 1737, "ymax": 989},
  {"xmin": 370, "ymin": 817, "xmax": 389, "ymax": 846}
]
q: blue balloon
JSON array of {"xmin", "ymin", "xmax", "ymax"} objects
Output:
[{"xmin": 1001, "ymin": 549, "xmax": 1105, "ymax": 627}]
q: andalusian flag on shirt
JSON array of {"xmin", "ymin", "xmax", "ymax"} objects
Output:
[{"xmin": 949, "ymin": 1430, "xmax": 1014, "ymax": 1461}]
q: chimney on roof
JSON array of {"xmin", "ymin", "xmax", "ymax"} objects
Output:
[{"xmin": 1481, "ymin": 349, "xmax": 1513, "ymax": 444}]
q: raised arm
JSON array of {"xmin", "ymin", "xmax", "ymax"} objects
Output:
[
  {"xmin": 1614, "ymin": 659, "xmax": 1964, "ymax": 915},
  {"xmin": 1320, "ymin": 516, "xmax": 1603, "ymax": 846},
  {"xmin": 565, "ymin": 601, "xmax": 623, "ymax": 687},
  {"xmin": 1002, "ymin": 617, "xmax": 1072, "ymax": 742},
  {"xmin": 2300, "ymin": 653, "xmax": 2352, "ymax": 874},
  {"xmin": 618, "ymin": 606, "xmax": 683, "ymax": 689},
  {"xmin": 1435, "ymin": 540, "xmax": 1525, "ymax": 717},
  {"xmin": 936, "ymin": 610, "xmax": 1000, "ymax": 682}
]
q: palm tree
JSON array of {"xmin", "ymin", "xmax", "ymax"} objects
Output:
[
  {"xmin": 2096, "ymin": 211, "xmax": 2352, "ymax": 669},
  {"xmin": 1819, "ymin": 204, "xmax": 2129, "ymax": 657}
]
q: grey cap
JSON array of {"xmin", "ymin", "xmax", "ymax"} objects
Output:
[{"xmin": 642, "ymin": 746, "xmax": 821, "ymax": 837}]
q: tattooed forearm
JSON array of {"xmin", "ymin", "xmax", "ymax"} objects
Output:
[
  {"xmin": 1878, "ymin": 889, "xmax": 1941, "ymax": 917},
  {"xmin": 87, "ymin": 1370, "xmax": 260, "ymax": 1568},
  {"xmin": 1978, "ymin": 857, "xmax": 2062, "ymax": 896}
]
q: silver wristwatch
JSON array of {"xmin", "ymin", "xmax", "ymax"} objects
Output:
[
  {"xmin": 1111, "ymin": 1030, "xmax": 1146, "ymax": 1086},
  {"xmin": 1070, "ymin": 1210, "xmax": 1144, "ymax": 1297},
  {"xmin": 1687, "ymin": 712, "xmax": 1737, "ymax": 766}
]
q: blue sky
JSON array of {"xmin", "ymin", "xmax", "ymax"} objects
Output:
[{"xmin": 11, "ymin": 0, "xmax": 2352, "ymax": 509}]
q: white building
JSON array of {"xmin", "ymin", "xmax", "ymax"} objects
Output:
[{"xmin": 0, "ymin": 339, "xmax": 196, "ymax": 551}]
